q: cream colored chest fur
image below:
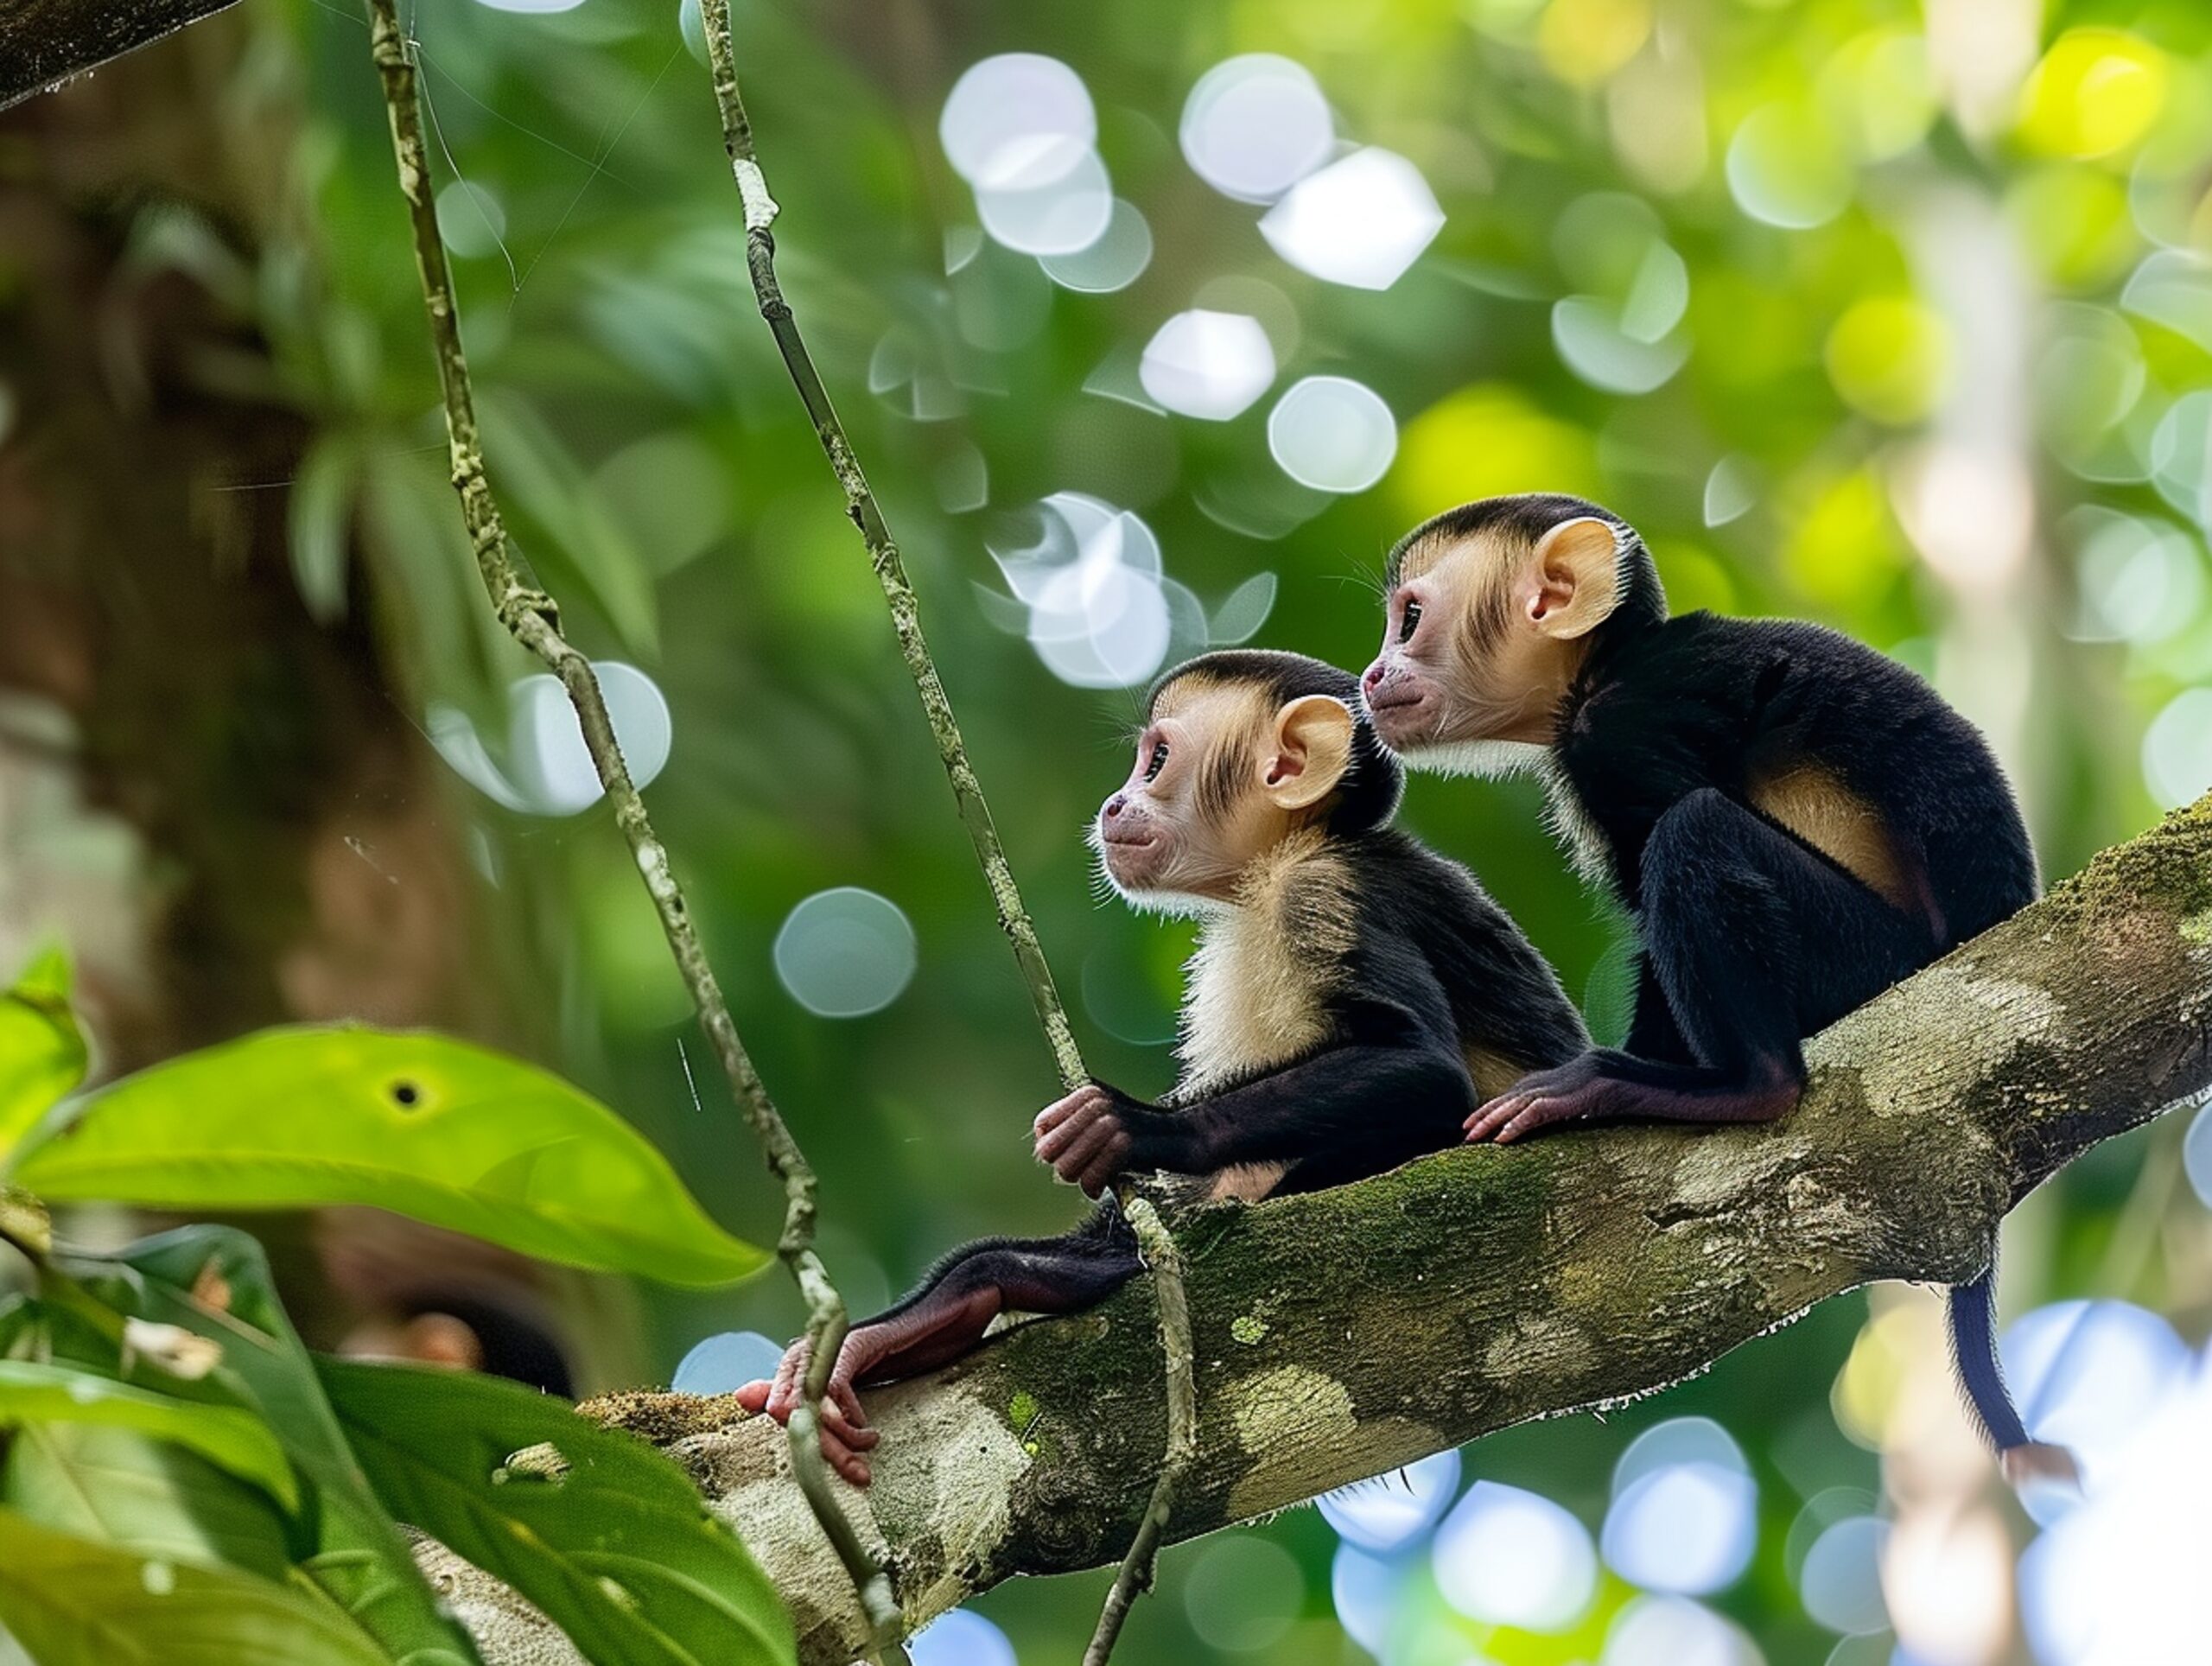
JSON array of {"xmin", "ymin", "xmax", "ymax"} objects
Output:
[{"xmin": 1171, "ymin": 832, "xmax": 1355, "ymax": 1199}]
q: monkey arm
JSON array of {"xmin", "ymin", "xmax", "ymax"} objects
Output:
[{"xmin": 1035, "ymin": 1014, "xmax": 1474, "ymax": 1196}]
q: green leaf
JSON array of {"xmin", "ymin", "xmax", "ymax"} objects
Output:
[
  {"xmin": 0, "ymin": 1506, "xmax": 390, "ymax": 1666},
  {"xmin": 3, "ymin": 1423, "xmax": 299, "ymax": 1583},
  {"xmin": 0, "ymin": 946, "xmax": 86, "ymax": 1162},
  {"xmin": 60, "ymin": 1228, "xmax": 480, "ymax": 1666},
  {"xmin": 19, "ymin": 1027, "xmax": 766, "ymax": 1286},
  {"xmin": 322, "ymin": 1359, "xmax": 796, "ymax": 1666},
  {"xmin": 0, "ymin": 1360, "xmax": 297, "ymax": 1510},
  {"xmin": 289, "ymin": 435, "xmax": 361, "ymax": 626},
  {"xmin": 478, "ymin": 386, "xmax": 661, "ymax": 658}
]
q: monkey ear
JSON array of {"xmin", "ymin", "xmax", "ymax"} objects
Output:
[
  {"xmin": 1519, "ymin": 516, "xmax": 1624, "ymax": 639},
  {"xmin": 1263, "ymin": 695, "xmax": 1357, "ymax": 811}
]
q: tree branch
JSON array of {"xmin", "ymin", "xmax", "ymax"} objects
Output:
[
  {"xmin": 428, "ymin": 792, "xmax": 2212, "ymax": 1665},
  {"xmin": 0, "ymin": 0, "xmax": 238, "ymax": 113},
  {"xmin": 358, "ymin": 6, "xmax": 901, "ymax": 1656}
]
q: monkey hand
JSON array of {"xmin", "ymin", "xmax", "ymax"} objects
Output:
[
  {"xmin": 734, "ymin": 1332, "xmax": 882, "ymax": 1487},
  {"xmin": 1464, "ymin": 1053, "xmax": 1618, "ymax": 1144},
  {"xmin": 1033, "ymin": 1082, "xmax": 1154, "ymax": 1197}
]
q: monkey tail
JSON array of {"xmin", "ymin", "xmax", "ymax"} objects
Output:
[{"xmin": 1946, "ymin": 1264, "xmax": 2081, "ymax": 1495}]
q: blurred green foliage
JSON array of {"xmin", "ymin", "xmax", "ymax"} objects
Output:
[{"xmin": 118, "ymin": 0, "xmax": 2212, "ymax": 1659}]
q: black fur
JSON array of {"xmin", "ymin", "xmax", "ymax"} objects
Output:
[
  {"xmin": 839, "ymin": 658, "xmax": 1586, "ymax": 1389},
  {"xmin": 1452, "ymin": 494, "xmax": 2043, "ymax": 1461}
]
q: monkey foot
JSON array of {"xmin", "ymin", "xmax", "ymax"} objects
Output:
[
  {"xmin": 1466, "ymin": 1055, "xmax": 1796, "ymax": 1143},
  {"xmin": 734, "ymin": 1335, "xmax": 880, "ymax": 1487}
]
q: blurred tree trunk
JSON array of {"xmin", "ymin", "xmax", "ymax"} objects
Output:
[{"xmin": 0, "ymin": 16, "xmax": 630, "ymax": 1385}]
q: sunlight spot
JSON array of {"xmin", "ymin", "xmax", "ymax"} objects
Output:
[{"xmin": 773, "ymin": 888, "xmax": 918, "ymax": 1018}]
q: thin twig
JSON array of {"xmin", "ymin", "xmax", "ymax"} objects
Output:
[
  {"xmin": 362, "ymin": 8, "xmax": 904, "ymax": 1660},
  {"xmin": 692, "ymin": 9, "xmax": 1198, "ymax": 1657}
]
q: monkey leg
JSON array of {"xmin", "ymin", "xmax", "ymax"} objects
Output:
[
  {"xmin": 737, "ymin": 1209, "xmax": 1140, "ymax": 1485},
  {"xmin": 1470, "ymin": 787, "xmax": 1933, "ymax": 1142}
]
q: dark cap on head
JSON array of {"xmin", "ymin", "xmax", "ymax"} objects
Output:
[
  {"xmin": 1385, "ymin": 493, "xmax": 1667, "ymax": 631},
  {"xmin": 1147, "ymin": 649, "xmax": 1404, "ymax": 835}
]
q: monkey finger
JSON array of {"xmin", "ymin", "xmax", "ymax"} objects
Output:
[
  {"xmin": 1496, "ymin": 1097, "xmax": 1580, "ymax": 1142},
  {"xmin": 1033, "ymin": 1103, "xmax": 1107, "ymax": 1163},
  {"xmin": 734, "ymin": 1379, "xmax": 773, "ymax": 1415},
  {"xmin": 1033, "ymin": 1084, "xmax": 1106, "ymax": 1138},
  {"xmin": 1039, "ymin": 1110, "xmax": 1116, "ymax": 1171},
  {"xmin": 1464, "ymin": 1097, "xmax": 1528, "ymax": 1142},
  {"xmin": 1048, "ymin": 1115, "xmax": 1126, "ymax": 1184},
  {"xmin": 1076, "ymin": 1133, "xmax": 1135, "ymax": 1197},
  {"xmin": 816, "ymin": 1421, "xmax": 873, "ymax": 1488},
  {"xmin": 828, "ymin": 1378, "xmax": 874, "ymax": 1436}
]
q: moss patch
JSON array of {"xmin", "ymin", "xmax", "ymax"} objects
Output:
[
  {"xmin": 1007, "ymin": 1390, "xmax": 1040, "ymax": 1433},
  {"xmin": 577, "ymin": 1389, "xmax": 747, "ymax": 1446},
  {"xmin": 1230, "ymin": 1314, "xmax": 1268, "ymax": 1345}
]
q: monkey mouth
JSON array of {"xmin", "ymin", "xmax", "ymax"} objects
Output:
[{"xmin": 1100, "ymin": 831, "xmax": 1158, "ymax": 851}]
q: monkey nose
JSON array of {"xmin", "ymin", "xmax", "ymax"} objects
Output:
[
  {"xmin": 1103, "ymin": 794, "xmax": 1126, "ymax": 819},
  {"xmin": 1362, "ymin": 663, "xmax": 1387, "ymax": 691}
]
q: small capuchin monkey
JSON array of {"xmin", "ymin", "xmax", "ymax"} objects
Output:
[
  {"xmin": 1358, "ymin": 491, "xmax": 2075, "ymax": 1489},
  {"xmin": 737, "ymin": 649, "xmax": 1587, "ymax": 1484}
]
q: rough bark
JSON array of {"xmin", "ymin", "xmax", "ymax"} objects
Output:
[
  {"xmin": 421, "ymin": 793, "xmax": 2212, "ymax": 1664},
  {"xmin": 0, "ymin": 0, "xmax": 239, "ymax": 112}
]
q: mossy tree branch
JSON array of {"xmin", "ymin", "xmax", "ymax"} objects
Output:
[
  {"xmin": 359, "ymin": 5, "xmax": 901, "ymax": 1656},
  {"xmin": 0, "ymin": 0, "xmax": 239, "ymax": 112},
  {"xmin": 690, "ymin": 7, "xmax": 1198, "ymax": 1656},
  {"xmin": 423, "ymin": 793, "xmax": 2212, "ymax": 1666}
]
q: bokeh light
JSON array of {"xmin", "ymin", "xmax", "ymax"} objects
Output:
[
  {"xmin": 435, "ymin": 181, "xmax": 507, "ymax": 262},
  {"xmin": 1318, "ymin": 1448, "xmax": 1460, "ymax": 1554},
  {"xmin": 939, "ymin": 54, "xmax": 1095, "ymax": 186},
  {"xmin": 1259, "ymin": 149, "xmax": 1446, "ymax": 290},
  {"xmin": 772, "ymin": 888, "xmax": 918, "ymax": 1018},
  {"xmin": 2017, "ymin": 29, "xmax": 2170, "ymax": 160},
  {"xmin": 988, "ymin": 493, "xmax": 1175, "ymax": 689},
  {"xmin": 671, "ymin": 1331, "xmax": 783, "ymax": 1395},
  {"xmin": 1603, "ymin": 1594, "xmax": 1764, "ymax": 1666},
  {"xmin": 1602, "ymin": 1418, "xmax": 1758, "ymax": 1595},
  {"xmin": 2142, "ymin": 689, "xmax": 2212, "ymax": 811},
  {"xmin": 1432, "ymin": 1480, "xmax": 1598, "ymax": 1632},
  {"xmin": 1180, "ymin": 55, "xmax": 1335, "ymax": 204},
  {"xmin": 2018, "ymin": 1343, "xmax": 2212, "ymax": 1666},
  {"xmin": 1330, "ymin": 1542, "xmax": 1410, "ymax": 1657},
  {"xmin": 1140, "ymin": 311, "xmax": 1276, "ymax": 422},
  {"xmin": 1267, "ymin": 377, "xmax": 1398, "ymax": 493},
  {"xmin": 1798, "ymin": 1516, "xmax": 1891, "ymax": 1636},
  {"xmin": 1181, "ymin": 1533, "xmax": 1304, "ymax": 1652},
  {"xmin": 2005, "ymin": 1300, "xmax": 2190, "ymax": 1482},
  {"xmin": 1039, "ymin": 200, "xmax": 1153, "ymax": 293},
  {"xmin": 976, "ymin": 143, "xmax": 1113, "ymax": 258},
  {"xmin": 426, "ymin": 663, "xmax": 672, "ymax": 819},
  {"xmin": 906, "ymin": 1608, "xmax": 1017, "ymax": 1666},
  {"xmin": 1726, "ymin": 104, "xmax": 1854, "ymax": 229},
  {"xmin": 2066, "ymin": 512, "xmax": 2203, "ymax": 645}
]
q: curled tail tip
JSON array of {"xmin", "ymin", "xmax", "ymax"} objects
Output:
[{"xmin": 2002, "ymin": 1441, "xmax": 2083, "ymax": 1519}]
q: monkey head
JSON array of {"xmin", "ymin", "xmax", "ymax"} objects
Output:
[
  {"xmin": 1091, "ymin": 650, "xmax": 1402, "ymax": 914},
  {"xmin": 1361, "ymin": 493, "xmax": 1664, "ymax": 773}
]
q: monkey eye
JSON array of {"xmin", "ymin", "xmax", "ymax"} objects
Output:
[
  {"xmin": 1143, "ymin": 740, "xmax": 1169, "ymax": 782},
  {"xmin": 1397, "ymin": 599, "xmax": 1423, "ymax": 643}
]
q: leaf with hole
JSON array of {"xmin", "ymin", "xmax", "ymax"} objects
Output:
[
  {"xmin": 0, "ymin": 1506, "xmax": 390, "ymax": 1666},
  {"xmin": 0, "ymin": 947, "xmax": 85, "ymax": 1163},
  {"xmin": 17, "ymin": 1027, "xmax": 766, "ymax": 1285},
  {"xmin": 322, "ymin": 1359, "xmax": 797, "ymax": 1666}
]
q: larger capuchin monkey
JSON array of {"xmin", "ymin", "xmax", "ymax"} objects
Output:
[
  {"xmin": 1358, "ymin": 491, "xmax": 2073, "ymax": 1488},
  {"xmin": 739, "ymin": 649, "xmax": 1587, "ymax": 1484}
]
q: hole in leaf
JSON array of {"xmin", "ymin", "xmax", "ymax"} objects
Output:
[{"xmin": 390, "ymin": 1080, "xmax": 423, "ymax": 1110}]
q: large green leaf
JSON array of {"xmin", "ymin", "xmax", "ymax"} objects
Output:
[
  {"xmin": 3, "ymin": 1423, "xmax": 299, "ymax": 1583},
  {"xmin": 0, "ymin": 1506, "xmax": 389, "ymax": 1666},
  {"xmin": 322, "ymin": 1359, "xmax": 796, "ymax": 1666},
  {"xmin": 0, "ymin": 947, "xmax": 85, "ymax": 1161},
  {"xmin": 60, "ymin": 1228, "xmax": 480, "ymax": 1666},
  {"xmin": 0, "ymin": 1360, "xmax": 297, "ymax": 1510},
  {"xmin": 19, "ymin": 1027, "xmax": 765, "ymax": 1286}
]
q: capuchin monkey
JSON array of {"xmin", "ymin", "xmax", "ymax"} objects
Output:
[
  {"xmin": 1358, "ymin": 491, "xmax": 2075, "ymax": 1490},
  {"xmin": 737, "ymin": 649, "xmax": 1587, "ymax": 1484}
]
